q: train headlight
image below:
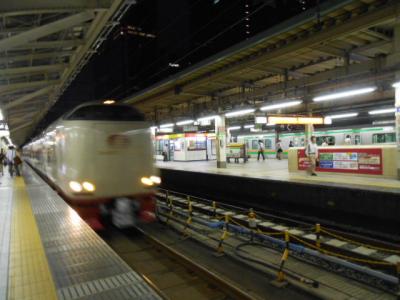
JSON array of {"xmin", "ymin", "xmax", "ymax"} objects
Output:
[
  {"xmin": 69, "ymin": 181, "xmax": 82, "ymax": 193},
  {"xmin": 141, "ymin": 177, "xmax": 154, "ymax": 186},
  {"xmin": 82, "ymin": 181, "xmax": 96, "ymax": 192},
  {"xmin": 150, "ymin": 176, "xmax": 161, "ymax": 184}
]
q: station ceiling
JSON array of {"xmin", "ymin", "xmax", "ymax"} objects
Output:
[
  {"xmin": 0, "ymin": 0, "xmax": 133, "ymax": 145},
  {"xmin": 124, "ymin": 0, "xmax": 400, "ymax": 124}
]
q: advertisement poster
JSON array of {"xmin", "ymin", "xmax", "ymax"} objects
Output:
[{"xmin": 297, "ymin": 148, "xmax": 382, "ymax": 175}]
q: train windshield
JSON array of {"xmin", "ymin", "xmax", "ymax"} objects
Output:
[{"xmin": 66, "ymin": 105, "xmax": 145, "ymax": 121}]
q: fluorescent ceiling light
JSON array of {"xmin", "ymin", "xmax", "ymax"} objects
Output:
[
  {"xmin": 225, "ymin": 108, "xmax": 255, "ymax": 118},
  {"xmin": 228, "ymin": 126, "xmax": 241, "ymax": 131},
  {"xmin": 368, "ymin": 108, "xmax": 396, "ymax": 115},
  {"xmin": 392, "ymin": 81, "xmax": 400, "ymax": 88},
  {"xmin": 244, "ymin": 124, "xmax": 255, "ymax": 129},
  {"xmin": 160, "ymin": 123, "xmax": 174, "ymax": 128},
  {"xmin": 260, "ymin": 100, "xmax": 302, "ymax": 111},
  {"xmin": 176, "ymin": 120, "xmax": 194, "ymax": 126},
  {"xmin": 197, "ymin": 115, "xmax": 219, "ymax": 122},
  {"xmin": 313, "ymin": 87, "xmax": 376, "ymax": 102},
  {"xmin": 326, "ymin": 113, "xmax": 358, "ymax": 119}
]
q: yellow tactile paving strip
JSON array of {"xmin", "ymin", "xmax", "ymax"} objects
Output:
[{"xmin": 7, "ymin": 177, "xmax": 57, "ymax": 300}]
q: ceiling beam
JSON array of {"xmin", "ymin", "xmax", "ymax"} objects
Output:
[
  {"xmin": 11, "ymin": 39, "xmax": 83, "ymax": 51},
  {"xmin": 0, "ymin": 0, "xmax": 112, "ymax": 15},
  {"xmin": 0, "ymin": 11, "xmax": 95, "ymax": 52},
  {"xmin": 4, "ymin": 86, "xmax": 54, "ymax": 110},
  {"xmin": 0, "ymin": 64, "xmax": 66, "ymax": 77},
  {"xmin": 126, "ymin": 1, "xmax": 399, "ymax": 106},
  {"xmin": 0, "ymin": 51, "xmax": 74, "ymax": 65},
  {"xmin": 0, "ymin": 79, "xmax": 59, "ymax": 96}
]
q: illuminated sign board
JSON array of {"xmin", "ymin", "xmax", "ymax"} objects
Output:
[{"xmin": 268, "ymin": 116, "xmax": 325, "ymax": 125}]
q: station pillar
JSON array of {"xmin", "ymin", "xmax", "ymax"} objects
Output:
[
  {"xmin": 305, "ymin": 124, "xmax": 314, "ymax": 144},
  {"xmin": 394, "ymin": 24, "xmax": 400, "ymax": 179},
  {"xmin": 215, "ymin": 115, "xmax": 227, "ymax": 168}
]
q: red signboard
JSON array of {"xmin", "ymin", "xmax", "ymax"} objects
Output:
[{"xmin": 297, "ymin": 148, "xmax": 383, "ymax": 175}]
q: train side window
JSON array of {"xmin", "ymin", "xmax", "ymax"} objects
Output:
[
  {"xmin": 373, "ymin": 133, "xmax": 395, "ymax": 143},
  {"xmin": 66, "ymin": 105, "xmax": 145, "ymax": 121},
  {"xmin": 316, "ymin": 136, "xmax": 335, "ymax": 146},
  {"xmin": 252, "ymin": 140, "xmax": 259, "ymax": 149},
  {"xmin": 264, "ymin": 139, "xmax": 272, "ymax": 149}
]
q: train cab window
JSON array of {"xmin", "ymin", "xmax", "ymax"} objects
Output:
[
  {"xmin": 316, "ymin": 136, "xmax": 335, "ymax": 146},
  {"xmin": 373, "ymin": 133, "xmax": 396, "ymax": 144},
  {"xmin": 66, "ymin": 105, "xmax": 145, "ymax": 121}
]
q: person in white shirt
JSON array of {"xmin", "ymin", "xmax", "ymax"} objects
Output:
[
  {"xmin": 344, "ymin": 135, "xmax": 352, "ymax": 145},
  {"xmin": 321, "ymin": 138, "xmax": 328, "ymax": 147},
  {"xmin": 305, "ymin": 136, "xmax": 318, "ymax": 176},
  {"xmin": 257, "ymin": 140, "xmax": 265, "ymax": 161},
  {"xmin": 162, "ymin": 144, "xmax": 169, "ymax": 162}
]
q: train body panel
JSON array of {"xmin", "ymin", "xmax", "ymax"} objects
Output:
[
  {"xmin": 237, "ymin": 126, "xmax": 395, "ymax": 157},
  {"xmin": 23, "ymin": 103, "xmax": 158, "ymax": 204}
]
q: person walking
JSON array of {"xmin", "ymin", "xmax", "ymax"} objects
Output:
[
  {"xmin": 13, "ymin": 150, "xmax": 22, "ymax": 177},
  {"xmin": 257, "ymin": 140, "xmax": 265, "ymax": 161},
  {"xmin": 0, "ymin": 148, "xmax": 5, "ymax": 176},
  {"xmin": 6, "ymin": 145, "xmax": 16, "ymax": 177},
  {"xmin": 276, "ymin": 139, "xmax": 283, "ymax": 160},
  {"xmin": 305, "ymin": 136, "xmax": 318, "ymax": 176}
]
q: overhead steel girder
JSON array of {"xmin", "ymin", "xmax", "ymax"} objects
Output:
[
  {"xmin": 0, "ymin": 64, "xmax": 66, "ymax": 77},
  {"xmin": 0, "ymin": 0, "xmax": 112, "ymax": 15},
  {"xmin": 0, "ymin": 11, "xmax": 95, "ymax": 52},
  {"xmin": 3, "ymin": 86, "xmax": 54, "ymax": 110},
  {"xmin": 0, "ymin": 51, "xmax": 74, "ymax": 65},
  {"xmin": 11, "ymin": 39, "xmax": 84, "ymax": 51},
  {"xmin": 0, "ymin": 79, "xmax": 59, "ymax": 96},
  {"xmin": 126, "ymin": 1, "xmax": 400, "ymax": 107}
]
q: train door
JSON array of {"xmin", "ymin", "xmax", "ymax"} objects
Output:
[
  {"xmin": 207, "ymin": 138, "xmax": 216, "ymax": 160},
  {"xmin": 353, "ymin": 134, "xmax": 361, "ymax": 145},
  {"xmin": 168, "ymin": 140, "xmax": 174, "ymax": 161}
]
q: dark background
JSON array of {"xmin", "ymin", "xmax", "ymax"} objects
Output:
[{"xmin": 35, "ymin": 0, "xmax": 325, "ymax": 132}]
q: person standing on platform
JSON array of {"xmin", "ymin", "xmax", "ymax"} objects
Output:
[
  {"xmin": 257, "ymin": 140, "xmax": 265, "ymax": 161},
  {"xmin": 305, "ymin": 136, "xmax": 318, "ymax": 176},
  {"xmin": 321, "ymin": 138, "xmax": 328, "ymax": 147},
  {"xmin": 0, "ymin": 148, "xmax": 5, "ymax": 176},
  {"xmin": 344, "ymin": 135, "xmax": 352, "ymax": 145},
  {"xmin": 162, "ymin": 144, "xmax": 169, "ymax": 162},
  {"xmin": 6, "ymin": 145, "xmax": 16, "ymax": 177},
  {"xmin": 276, "ymin": 139, "xmax": 283, "ymax": 160}
]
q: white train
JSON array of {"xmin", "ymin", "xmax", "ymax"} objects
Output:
[
  {"xmin": 236, "ymin": 125, "xmax": 396, "ymax": 158},
  {"xmin": 23, "ymin": 102, "xmax": 160, "ymax": 228}
]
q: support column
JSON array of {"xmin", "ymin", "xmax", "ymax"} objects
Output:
[
  {"xmin": 395, "ymin": 76, "xmax": 400, "ymax": 179},
  {"xmin": 305, "ymin": 124, "xmax": 314, "ymax": 145},
  {"xmin": 215, "ymin": 115, "xmax": 227, "ymax": 168},
  {"xmin": 394, "ymin": 24, "xmax": 400, "ymax": 179}
]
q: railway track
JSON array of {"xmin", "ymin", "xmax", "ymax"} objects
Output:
[
  {"xmin": 100, "ymin": 225, "xmax": 263, "ymax": 300},
  {"xmin": 155, "ymin": 188, "xmax": 400, "ymax": 296}
]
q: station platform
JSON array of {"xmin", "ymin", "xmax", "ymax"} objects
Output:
[
  {"xmin": 156, "ymin": 160, "xmax": 400, "ymax": 236},
  {"xmin": 0, "ymin": 166, "xmax": 161, "ymax": 300},
  {"xmin": 157, "ymin": 159, "xmax": 400, "ymax": 194}
]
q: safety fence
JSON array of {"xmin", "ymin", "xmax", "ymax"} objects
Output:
[{"xmin": 156, "ymin": 189, "xmax": 400, "ymax": 295}]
